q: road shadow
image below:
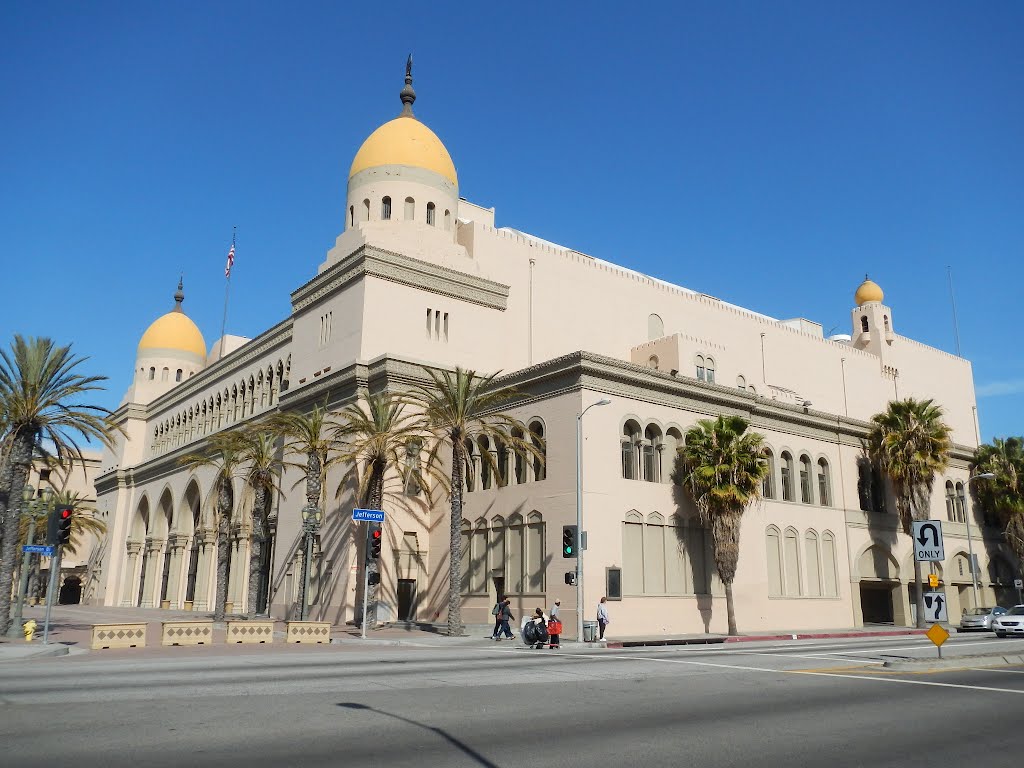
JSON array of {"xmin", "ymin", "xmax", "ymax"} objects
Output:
[{"xmin": 336, "ymin": 702, "xmax": 498, "ymax": 768}]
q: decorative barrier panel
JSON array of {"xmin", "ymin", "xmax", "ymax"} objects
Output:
[
  {"xmin": 226, "ymin": 620, "xmax": 275, "ymax": 644},
  {"xmin": 285, "ymin": 621, "xmax": 331, "ymax": 644},
  {"xmin": 91, "ymin": 622, "xmax": 147, "ymax": 650},
  {"xmin": 161, "ymin": 620, "xmax": 214, "ymax": 646}
]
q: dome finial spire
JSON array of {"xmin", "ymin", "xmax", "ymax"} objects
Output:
[
  {"xmin": 400, "ymin": 54, "xmax": 416, "ymax": 117},
  {"xmin": 173, "ymin": 276, "xmax": 184, "ymax": 313}
]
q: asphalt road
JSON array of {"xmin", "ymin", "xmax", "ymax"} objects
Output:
[{"xmin": 3, "ymin": 634, "xmax": 1024, "ymax": 768}]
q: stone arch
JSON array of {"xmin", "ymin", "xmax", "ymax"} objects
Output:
[
  {"xmin": 855, "ymin": 542, "xmax": 900, "ymax": 582},
  {"xmin": 131, "ymin": 495, "xmax": 151, "ymax": 540},
  {"xmin": 155, "ymin": 487, "xmax": 174, "ymax": 538},
  {"xmin": 648, "ymin": 313, "xmax": 664, "ymax": 340}
]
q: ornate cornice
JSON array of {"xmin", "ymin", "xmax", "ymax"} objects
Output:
[{"xmin": 290, "ymin": 244, "xmax": 509, "ymax": 312}]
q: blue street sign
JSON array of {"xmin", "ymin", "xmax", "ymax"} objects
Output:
[
  {"xmin": 23, "ymin": 544, "xmax": 55, "ymax": 556},
  {"xmin": 352, "ymin": 508, "xmax": 385, "ymax": 523}
]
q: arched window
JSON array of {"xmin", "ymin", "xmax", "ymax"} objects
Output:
[
  {"xmin": 780, "ymin": 452, "xmax": 795, "ymax": 501},
  {"xmin": 426, "ymin": 202, "xmax": 436, "ymax": 226},
  {"xmin": 945, "ymin": 481, "xmax": 956, "ymax": 521},
  {"xmin": 161, "ymin": 367, "xmax": 169, "ymax": 382},
  {"xmin": 404, "ymin": 197, "xmax": 415, "ymax": 220},
  {"xmin": 705, "ymin": 357, "xmax": 716, "ymax": 384},
  {"xmin": 381, "ymin": 196, "xmax": 392, "ymax": 220},
  {"xmin": 737, "ymin": 375, "xmax": 746, "ymax": 391},
  {"xmin": 817, "ymin": 458, "xmax": 831, "ymax": 507},
  {"xmin": 478, "ymin": 436, "xmax": 492, "ymax": 490},
  {"xmin": 463, "ymin": 438, "xmax": 477, "ymax": 493},
  {"xmin": 762, "ymin": 449, "xmax": 776, "ymax": 499},
  {"xmin": 648, "ymin": 313, "xmax": 664, "ymax": 341},
  {"xmin": 648, "ymin": 355, "xmax": 659, "ymax": 370},
  {"xmin": 822, "ymin": 531, "xmax": 838, "ymax": 596},
  {"xmin": 860, "ymin": 315, "xmax": 869, "ymax": 333},
  {"xmin": 766, "ymin": 526, "xmax": 783, "ymax": 596},
  {"xmin": 748, "ymin": 385, "xmax": 756, "ymax": 395},
  {"xmin": 444, "ymin": 209, "xmax": 451, "ymax": 230},
  {"xmin": 955, "ymin": 482, "xmax": 966, "ymax": 523},
  {"xmin": 149, "ymin": 367, "xmax": 155, "ymax": 380},
  {"xmin": 664, "ymin": 428, "xmax": 682, "ymax": 484},
  {"xmin": 784, "ymin": 527, "xmax": 802, "ymax": 595},
  {"xmin": 459, "ymin": 521, "xmax": 471, "ymax": 593},
  {"xmin": 349, "ymin": 205, "xmax": 354, "ymax": 227},
  {"xmin": 643, "ymin": 424, "xmax": 663, "ymax": 483},
  {"xmin": 805, "ymin": 530, "xmax": 821, "ymax": 596},
  {"xmin": 175, "ymin": 369, "xmax": 183, "ymax": 382},
  {"xmin": 511, "ymin": 428, "xmax": 526, "ymax": 484},
  {"xmin": 621, "ymin": 421, "xmax": 641, "ymax": 480},
  {"xmin": 623, "ymin": 511, "xmax": 644, "ymax": 595},
  {"xmin": 495, "ymin": 436, "xmax": 509, "ymax": 488},
  {"xmin": 695, "ymin": 355, "xmax": 706, "ymax": 381},
  {"xmin": 363, "ymin": 198, "xmax": 370, "ymax": 221},
  {"xmin": 883, "ymin": 315, "xmax": 890, "ymax": 332},
  {"xmin": 529, "ymin": 421, "xmax": 546, "ymax": 481},
  {"xmin": 799, "ymin": 455, "xmax": 813, "ymax": 504}
]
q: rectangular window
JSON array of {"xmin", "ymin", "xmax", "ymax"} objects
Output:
[
  {"xmin": 426, "ymin": 309, "xmax": 432, "ymax": 338},
  {"xmin": 818, "ymin": 473, "xmax": 829, "ymax": 507},
  {"xmin": 642, "ymin": 443, "xmax": 656, "ymax": 482},
  {"xmin": 622, "ymin": 522, "xmax": 643, "ymax": 594},
  {"xmin": 621, "ymin": 442, "xmax": 635, "ymax": 480},
  {"xmin": 781, "ymin": 468, "xmax": 793, "ymax": 501},
  {"xmin": 606, "ymin": 567, "xmax": 622, "ymax": 600},
  {"xmin": 800, "ymin": 469, "xmax": 811, "ymax": 504},
  {"xmin": 443, "ymin": 312, "xmax": 449, "ymax": 341}
]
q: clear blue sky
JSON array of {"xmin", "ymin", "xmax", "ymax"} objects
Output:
[{"xmin": 1, "ymin": 2, "xmax": 1021, "ymax": 443}]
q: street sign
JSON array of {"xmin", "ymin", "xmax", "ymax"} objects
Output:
[
  {"xmin": 912, "ymin": 520, "xmax": 945, "ymax": 562},
  {"xmin": 926, "ymin": 623, "xmax": 950, "ymax": 648},
  {"xmin": 22, "ymin": 544, "xmax": 54, "ymax": 556},
  {"xmin": 1015, "ymin": 579, "xmax": 1023, "ymax": 590},
  {"xmin": 352, "ymin": 508, "xmax": 385, "ymax": 523},
  {"xmin": 922, "ymin": 590, "xmax": 948, "ymax": 623}
]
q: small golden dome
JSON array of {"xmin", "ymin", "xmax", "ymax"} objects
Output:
[
  {"xmin": 349, "ymin": 116, "xmax": 457, "ymax": 186},
  {"xmin": 855, "ymin": 276, "xmax": 884, "ymax": 306},
  {"xmin": 137, "ymin": 282, "xmax": 207, "ymax": 361}
]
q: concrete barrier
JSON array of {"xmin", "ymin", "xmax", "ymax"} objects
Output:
[
  {"xmin": 161, "ymin": 620, "xmax": 214, "ymax": 646},
  {"xmin": 91, "ymin": 622, "xmax": 147, "ymax": 650},
  {"xmin": 226, "ymin": 620, "xmax": 275, "ymax": 644},
  {"xmin": 285, "ymin": 621, "xmax": 331, "ymax": 644}
]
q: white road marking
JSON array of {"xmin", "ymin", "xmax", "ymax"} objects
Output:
[
  {"xmin": 809, "ymin": 638, "xmax": 1024, "ymax": 656},
  {"xmin": 968, "ymin": 667, "xmax": 1024, "ymax": 675}
]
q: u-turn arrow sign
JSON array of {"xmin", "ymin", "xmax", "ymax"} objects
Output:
[{"xmin": 912, "ymin": 520, "xmax": 945, "ymax": 562}]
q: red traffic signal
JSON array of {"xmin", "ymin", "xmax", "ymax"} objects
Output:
[
  {"xmin": 57, "ymin": 506, "xmax": 73, "ymax": 546},
  {"xmin": 369, "ymin": 524, "xmax": 382, "ymax": 559}
]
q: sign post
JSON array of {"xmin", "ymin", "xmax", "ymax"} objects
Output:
[
  {"xmin": 352, "ymin": 509, "xmax": 386, "ymax": 639},
  {"xmin": 1015, "ymin": 578, "xmax": 1023, "ymax": 604}
]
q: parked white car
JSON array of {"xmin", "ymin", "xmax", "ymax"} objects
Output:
[
  {"xmin": 960, "ymin": 606, "xmax": 1007, "ymax": 631},
  {"xmin": 992, "ymin": 605, "xmax": 1024, "ymax": 638}
]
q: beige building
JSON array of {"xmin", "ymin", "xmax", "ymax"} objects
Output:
[{"xmin": 91, "ymin": 66, "xmax": 1018, "ymax": 636}]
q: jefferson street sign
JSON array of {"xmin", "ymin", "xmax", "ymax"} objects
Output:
[
  {"xmin": 352, "ymin": 508, "xmax": 385, "ymax": 523},
  {"xmin": 912, "ymin": 520, "xmax": 945, "ymax": 562},
  {"xmin": 22, "ymin": 544, "xmax": 54, "ymax": 556}
]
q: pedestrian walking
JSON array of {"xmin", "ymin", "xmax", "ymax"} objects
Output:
[
  {"xmin": 490, "ymin": 596, "xmax": 506, "ymax": 639},
  {"xmin": 597, "ymin": 596, "xmax": 610, "ymax": 641},
  {"xmin": 495, "ymin": 599, "xmax": 515, "ymax": 641},
  {"xmin": 547, "ymin": 600, "xmax": 562, "ymax": 649}
]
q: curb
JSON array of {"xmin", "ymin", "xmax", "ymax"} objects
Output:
[
  {"xmin": 0, "ymin": 644, "xmax": 70, "ymax": 662},
  {"xmin": 883, "ymin": 652, "xmax": 1024, "ymax": 672},
  {"xmin": 603, "ymin": 628, "xmax": 928, "ymax": 650}
]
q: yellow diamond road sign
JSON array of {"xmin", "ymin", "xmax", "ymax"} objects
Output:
[{"xmin": 926, "ymin": 623, "xmax": 950, "ymax": 647}]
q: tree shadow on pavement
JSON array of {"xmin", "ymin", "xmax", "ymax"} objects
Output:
[{"xmin": 336, "ymin": 702, "xmax": 498, "ymax": 768}]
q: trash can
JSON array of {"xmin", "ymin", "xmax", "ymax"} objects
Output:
[{"xmin": 583, "ymin": 620, "xmax": 598, "ymax": 642}]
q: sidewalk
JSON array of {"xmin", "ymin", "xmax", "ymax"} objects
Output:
[{"xmin": 0, "ymin": 604, "xmax": 930, "ymax": 661}]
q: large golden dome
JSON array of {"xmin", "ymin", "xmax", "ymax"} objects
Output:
[
  {"xmin": 137, "ymin": 282, "xmax": 207, "ymax": 360},
  {"xmin": 349, "ymin": 116, "xmax": 457, "ymax": 186},
  {"xmin": 348, "ymin": 56, "xmax": 457, "ymax": 187},
  {"xmin": 854, "ymin": 276, "xmax": 884, "ymax": 306}
]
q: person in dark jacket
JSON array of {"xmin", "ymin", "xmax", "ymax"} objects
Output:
[
  {"xmin": 490, "ymin": 595, "xmax": 506, "ymax": 640},
  {"xmin": 495, "ymin": 600, "xmax": 515, "ymax": 641}
]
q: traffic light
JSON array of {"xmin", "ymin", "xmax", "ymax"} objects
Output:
[
  {"xmin": 562, "ymin": 525, "xmax": 578, "ymax": 558},
  {"xmin": 368, "ymin": 523, "xmax": 382, "ymax": 560},
  {"xmin": 368, "ymin": 572, "xmax": 381, "ymax": 586},
  {"xmin": 46, "ymin": 509, "xmax": 60, "ymax": 547},
  {"xmin": 56, "ymin": 507, "xmax": 73, "ymax": 547}
]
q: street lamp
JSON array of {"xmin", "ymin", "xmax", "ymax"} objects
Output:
[
  {"xmin": 576, "ymin": 397, "xmax": 611, "ymax": 643},
  {"xmin": 6, "ymin": 485, "xmax": 53, "ymax": 638},
  {"xmin": 299, "ymin": 503, "xmax": 323, "ymax": 621},
  {"xmin": 965, "ymin": 472, "xmax": 996, "ymax": 610}
]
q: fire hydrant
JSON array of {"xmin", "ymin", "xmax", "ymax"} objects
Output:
[{"xmin": 22, "ymin": 619, "xmax": 37, "ymax": 642}]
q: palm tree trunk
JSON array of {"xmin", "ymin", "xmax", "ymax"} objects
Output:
[
  {"xmin": 724, "ymin": 580, "xmax": 738, "ymax": 636},
  {"xmin": 364, "ymin": 469, "xmax": 384, "ymax": 629},
  {"xmin": 0, "ymin": 432, "xmax": 33, "ymax": 634},
  {"xmin": 448, "ymin": 442, "xmax": 465, "ymax": 637},
  {"xmin": 213, "ymin": 480, "xmax": 231, "ymax": 621},
  {"xmin": 912, "ymin": 559, "xmax": 926, "ymax": 629},
  {"xmin": 247, "ymin": 487, "xmax": 267, "ymax": 619}
]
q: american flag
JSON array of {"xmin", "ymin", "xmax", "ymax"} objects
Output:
[{"xmin": 224, "ymin": 243, "xmax": 235, "ymax": 278}]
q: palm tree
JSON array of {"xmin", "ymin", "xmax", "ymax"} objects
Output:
[
  {"xmin": 0, "ymin": 335, "xmax": 116, "ymax": 634},
  {"xmin": 332, "ymin": 392, "xmax": 433, "ymax": 628},
  {"xmin": 235, "ymin": 426, "xmax": 285, "ymax": 619},
  {"xmin": 408, "ymin": 367, "xmax": 542, "ymax": 637},
  {"xmin": 17, "ymin": 490, "xmax": 107, "ymax": 556},
  {"xmin": 972, "ymin": 437, "xmax": 1024, "ymax": 563},
  {"xmin": 270, "ymin": 401, "xmax": 338, "ymax": 522},
  {"xmin": 867, "ymin": 398, "xmax": 952, "ymax": 628},
  {"xmin": 180, "ymin": 430, "xmax": 246, "ymax": 621},
  {"xmin": 675, "ymin": 415, "xmax": 768, "ymax": 636}
]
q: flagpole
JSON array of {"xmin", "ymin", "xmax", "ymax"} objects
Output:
[{"xmin": 220, "ymin": 227, "xmax": 236, "ymax": 359}]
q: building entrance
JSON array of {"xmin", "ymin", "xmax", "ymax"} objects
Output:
[
  {"xmin": 397, "ymin": 579, "xmax": 417, "ymax": 621},
  {"xmin": 860, "ymin": 582, "xmax": 894, "ymax": 624}
]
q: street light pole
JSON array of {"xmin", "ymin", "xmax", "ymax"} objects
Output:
[
  {"xmin": 967, "ymin": 473, "xmax": 996, "ymax": 610},
  {"xmin": 576, "ymin": 398, "xmax": 611, "ymax": 643},
  {"xmin": 6, "ymin": 485, "xmax": 42, "ymax": 639}
]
